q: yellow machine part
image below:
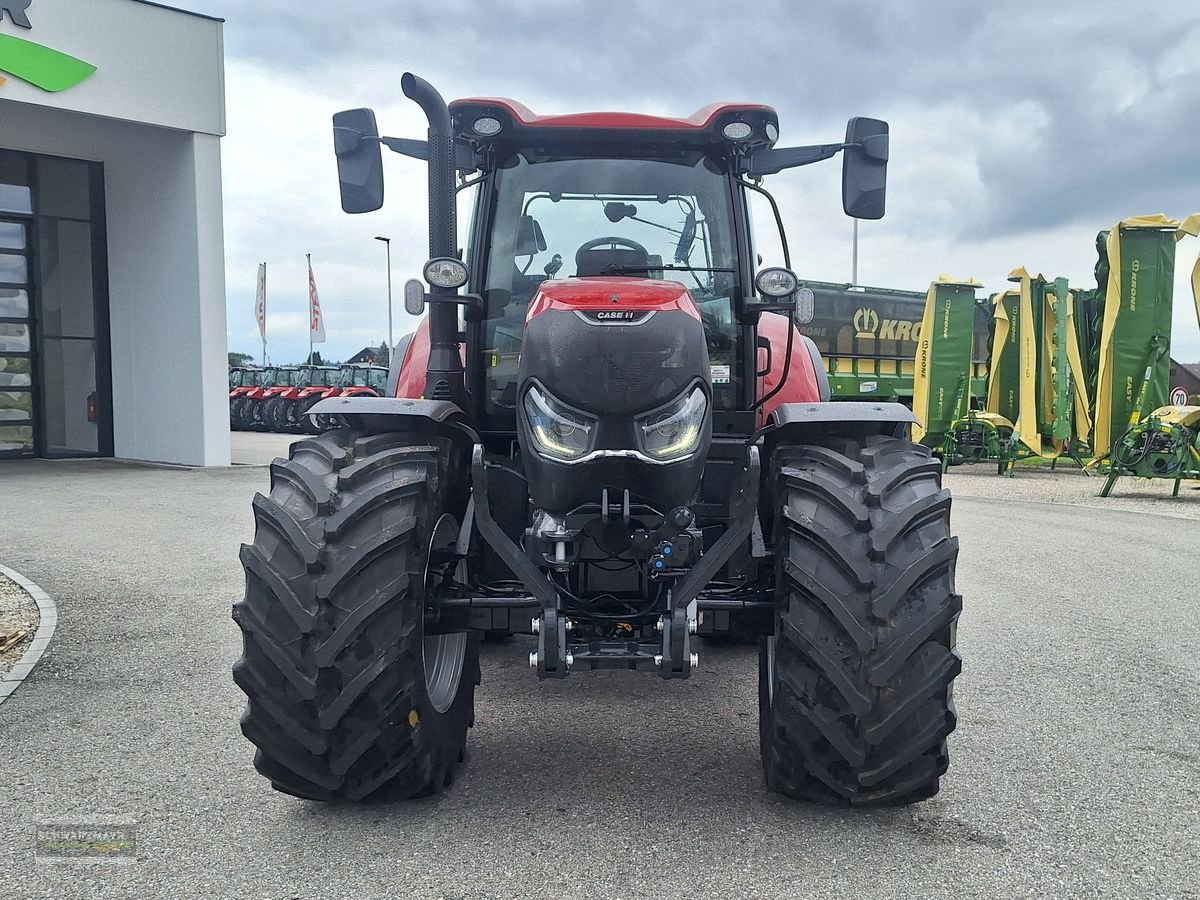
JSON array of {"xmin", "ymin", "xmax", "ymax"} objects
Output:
[
  {"xmin": 1007, "ymin": 267, "xmax": 1046, "ymax": 458},
  {"xmin": 964, "ymin": 411, "xmax": 1015, "ymax": 430},
  {"xmin": 1193, "ymin": 250, "xmax": 1200, "ymax": 330},
  {"xmin": 985, "ymin": 290, "xmax": 1016, "ymax": 415},
  {"xmin": 1148, "ymin": 405, "xmax": 1200, "ymax": 429},
  {"xmin": 1093, "ymin": 213, "xmax": 1200, "ymax": 459}
]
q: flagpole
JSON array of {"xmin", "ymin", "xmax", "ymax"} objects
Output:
[
  {"xmin": 307, "ymin": 253, "xmax": 313, "ymax": 366},
  {"xmin": 261, "ymin": 262, "xmax": 268, "ymax": 366}
]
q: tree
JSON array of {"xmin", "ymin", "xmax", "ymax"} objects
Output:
[
  {"xmin": 307, "ymin": 351, "xmax": 324, "ymax": 365},
  {"xmin": 377, "ymin": 341, "xmax": 390, "ymax": 367},
  {"xmin": 229, "ymin": 352, "xmax": 254, "ymax": 367}
]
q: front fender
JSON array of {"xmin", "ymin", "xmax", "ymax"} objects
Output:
[
  {"xmin": 307, "ymin": 397, "xmax": 479, "ymax": 445},
  {"xmin": 767, "ymin": 401, "xmax": 915, "ymax": 453}
]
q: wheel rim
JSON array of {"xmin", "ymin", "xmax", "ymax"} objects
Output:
[
  {"xmin": 423, "ymin": 632, "xmax": 467, "ymax": 714},
  {"xmin": 422, "ymin": 513, "xmax": 467, "ymax": 714}
]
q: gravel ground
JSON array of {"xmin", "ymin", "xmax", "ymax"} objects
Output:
[
  {"xmin": 0, "ymin": 456, "xmax": 1197, "ymax": 899},
  {"xmin": 0, "ymin": 572, "xmax": 38, "ymax": 677},
  {"xmin": 945, "ymin": 462, "xmax": 1200, "ymax": 521}
]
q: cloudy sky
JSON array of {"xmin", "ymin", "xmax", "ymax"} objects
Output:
[{"xmin": 190, "ymin": 0, "xmax": 1200, "ymax": 365}]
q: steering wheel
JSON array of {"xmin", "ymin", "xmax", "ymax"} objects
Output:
[{"xmin": 576, "ymin": 236, "xmax": 650, "ymax": 255}]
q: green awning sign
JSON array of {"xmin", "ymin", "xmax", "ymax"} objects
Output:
[{"xmin": 0, "ymin": 1, "xmax": 97, "ymax": 93}]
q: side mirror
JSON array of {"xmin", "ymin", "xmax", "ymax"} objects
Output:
[
  {"xmin": 842, "ymin": 117, "xmax": 888, "ymax": 220},
  {"xmin": 515, "ymin": 215, "xmax": 547, "ymax": 256},
  {"xmin": 332, "ymin": 108, "xmax": 384, "ymax": 214}
]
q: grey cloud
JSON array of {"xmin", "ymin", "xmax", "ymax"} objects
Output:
[
  {"xmin": 200, "ymin": 0, "xmax": 1200, "ymax": 359},
  {"xmin": 194, "ymin": 0, "xmax": 1200, "ymax": 237}
]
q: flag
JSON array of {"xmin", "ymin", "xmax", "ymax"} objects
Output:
[
  {"xmin": 308, "ymin": 255, "xmax": 326, "ymax": 343},
  {"xmin": 255, "ymin": 263, "xmax": 267, "ymax": 341}
]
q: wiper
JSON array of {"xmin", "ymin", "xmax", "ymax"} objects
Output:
[{"xmin": 598, "ymin": 264, "xmax": 735, "ymax": 275}]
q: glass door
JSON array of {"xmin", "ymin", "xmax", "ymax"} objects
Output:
[{"xmin": 0, "ymin": 217, "xmax": 35, "ymax": 456}]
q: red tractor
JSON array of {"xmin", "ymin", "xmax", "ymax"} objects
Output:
[
  {"xmin": 244, "ymin": 366, "xmax": 298, "ymax": 431},
  {"xmin": 233, "ymin": 75, "xmax": 961, "ymax": 807},
  {"xmin": 268, "ymin": 365, "xmax": 340, "ymax": 433},
  {"xmin": 228, "ymin": 367, "xmax": 261, "ymax": 431},
  {"xmin": 301, "ymin": 363, "xmax": 389, "ymax": 433},
  {"xmin": 230, "ymin": 366, "xmax": 275, "ymax": 430}
]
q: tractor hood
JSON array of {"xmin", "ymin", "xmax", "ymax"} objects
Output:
[
  {"xmin": 516, "ymin": 277, "xmax": 712, "ymax": 513},
  {"xmin": 522, "ymin": 278, "xmax": 706, "ymax": 416}
]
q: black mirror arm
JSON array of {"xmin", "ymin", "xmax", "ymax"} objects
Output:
[
  {"xmin": 424, "ymin": 291, "xmax": 486, "ymax": 323},
  {"xmin": 745, "ymin": 142, "xmax": 849, "ymax": 178},
  {"xmin": 374, "ymin": 136, "xmax": 480, "ymax": 172}
]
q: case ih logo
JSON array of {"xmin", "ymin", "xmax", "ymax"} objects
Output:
[
  {"xmin": 0, "ymin": 0, "xmax": 98, "ymax": 92},
  {"xmin": 853, "ymin": 306, "xmax": 923, "ymax": 342},
  {"xmin": 582, "ymin": 310, "xmax": 652, "ymax": 324}
]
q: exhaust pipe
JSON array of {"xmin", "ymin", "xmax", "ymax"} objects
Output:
[{"xmin": 401, "ymin": 72, "xmax": 465, "ymax": 405}]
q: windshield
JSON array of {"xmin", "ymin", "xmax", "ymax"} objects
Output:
[{"xmin": 480, "ymin": 153, "xmax": 740, "ymax": 422}]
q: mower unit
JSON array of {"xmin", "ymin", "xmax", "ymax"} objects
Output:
[{"xmin": 232, "ymin": 74, "xmax": 962, "ymax": 807}]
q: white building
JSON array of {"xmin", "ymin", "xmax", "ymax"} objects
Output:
[{"xmin": 0, "ymin": 0, "xmax": 227, "ymax": 465}]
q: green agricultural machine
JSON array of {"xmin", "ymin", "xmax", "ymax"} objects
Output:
[
  {"xmin": 902, "ymin": 277, "xmax": 986, "ymax": 462},
  {"xmin": 1091, "ymin": 214, "xmax": 1200, "ymax": 496},
  {"xmin": 937, "ymin": 267, "xmax": 1093, "ymax": 475}
]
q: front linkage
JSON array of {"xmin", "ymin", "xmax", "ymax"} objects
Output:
[{"xmin": 468, "ymin": 444, "xmax": 761, "ymax": 679}]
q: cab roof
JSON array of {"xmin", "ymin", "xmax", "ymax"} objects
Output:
[{"xmin": 449, "ymin": 97, "xmax": 780, "ymax": 151}]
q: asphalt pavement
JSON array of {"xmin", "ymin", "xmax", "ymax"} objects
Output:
[{"xmin": 0, "ymin": 448, "xmax": 1197, "ymax": 899}]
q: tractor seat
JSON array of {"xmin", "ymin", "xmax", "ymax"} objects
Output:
[{"xmin": 575, "ymin": 246, "xmax": 650, "ymax": 278}]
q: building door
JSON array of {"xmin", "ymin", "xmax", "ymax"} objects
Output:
[
  {"xmin": 0, "ymin": 217, "xmax": 35, "ymax": 454},
  {"xmin": 0, "ymin": 150, "xmax": 112, "ymax": 459}
]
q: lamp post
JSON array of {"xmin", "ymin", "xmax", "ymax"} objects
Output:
[{"xmin": 374, "ymin": 236, "xmax": 393, "ymax": 355}]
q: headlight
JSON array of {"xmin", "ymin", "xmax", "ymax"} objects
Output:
[
  {"xmin": 637, "ymin": 387, "xmax": 707, "ymax": 461},
  {"xmin": 722, "ymin": 121, "xmax": 753, "ymax": 141},
  {"xmin": 755, "ymin": 267, "xmax": 798, "ymax": 298},
  {"xmin": 524, "ymin": 384, "xmax": 596, "ymax": 461},
  {"xmin": 472, "ymin": 116, "xmax": 502, "ymax": 137},
  {"xmin": 423, "ymin": 257, "xmax": 469, "ymax": 290}
]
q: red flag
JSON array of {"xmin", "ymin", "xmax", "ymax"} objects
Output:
[{"xmin": 308, "ymin": 256, "xmax": 326, "ymax": 343}]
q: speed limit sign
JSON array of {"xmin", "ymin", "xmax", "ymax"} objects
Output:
[{"xmin": 1171, "ymin": 386, "xmax": 1190, "ymax": 407}]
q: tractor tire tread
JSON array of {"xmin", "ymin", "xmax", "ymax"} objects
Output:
[
  {"xmin": 761, "ymin": 433, "xmax": 960, "ymax": 807},
  {"xmin": 233, "ymin": 429, "xmax": 478, "ymax": 801}
]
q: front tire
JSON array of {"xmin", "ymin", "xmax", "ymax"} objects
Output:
[
  {"xmin": 760, "ymin": 434, "xmax": 961, "ymax": 806},
  {"xmin": 232, "ymin": 429, "xmax": 479, "ymax": 801}
]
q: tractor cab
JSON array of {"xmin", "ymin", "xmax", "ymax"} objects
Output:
[
  {"xmin": 446, "ymin": 98, "xmax": 843, "ymax": 434},
  {"xmin": 335, "ymin": 363, "xmax": 387, "ymax": 393}
]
